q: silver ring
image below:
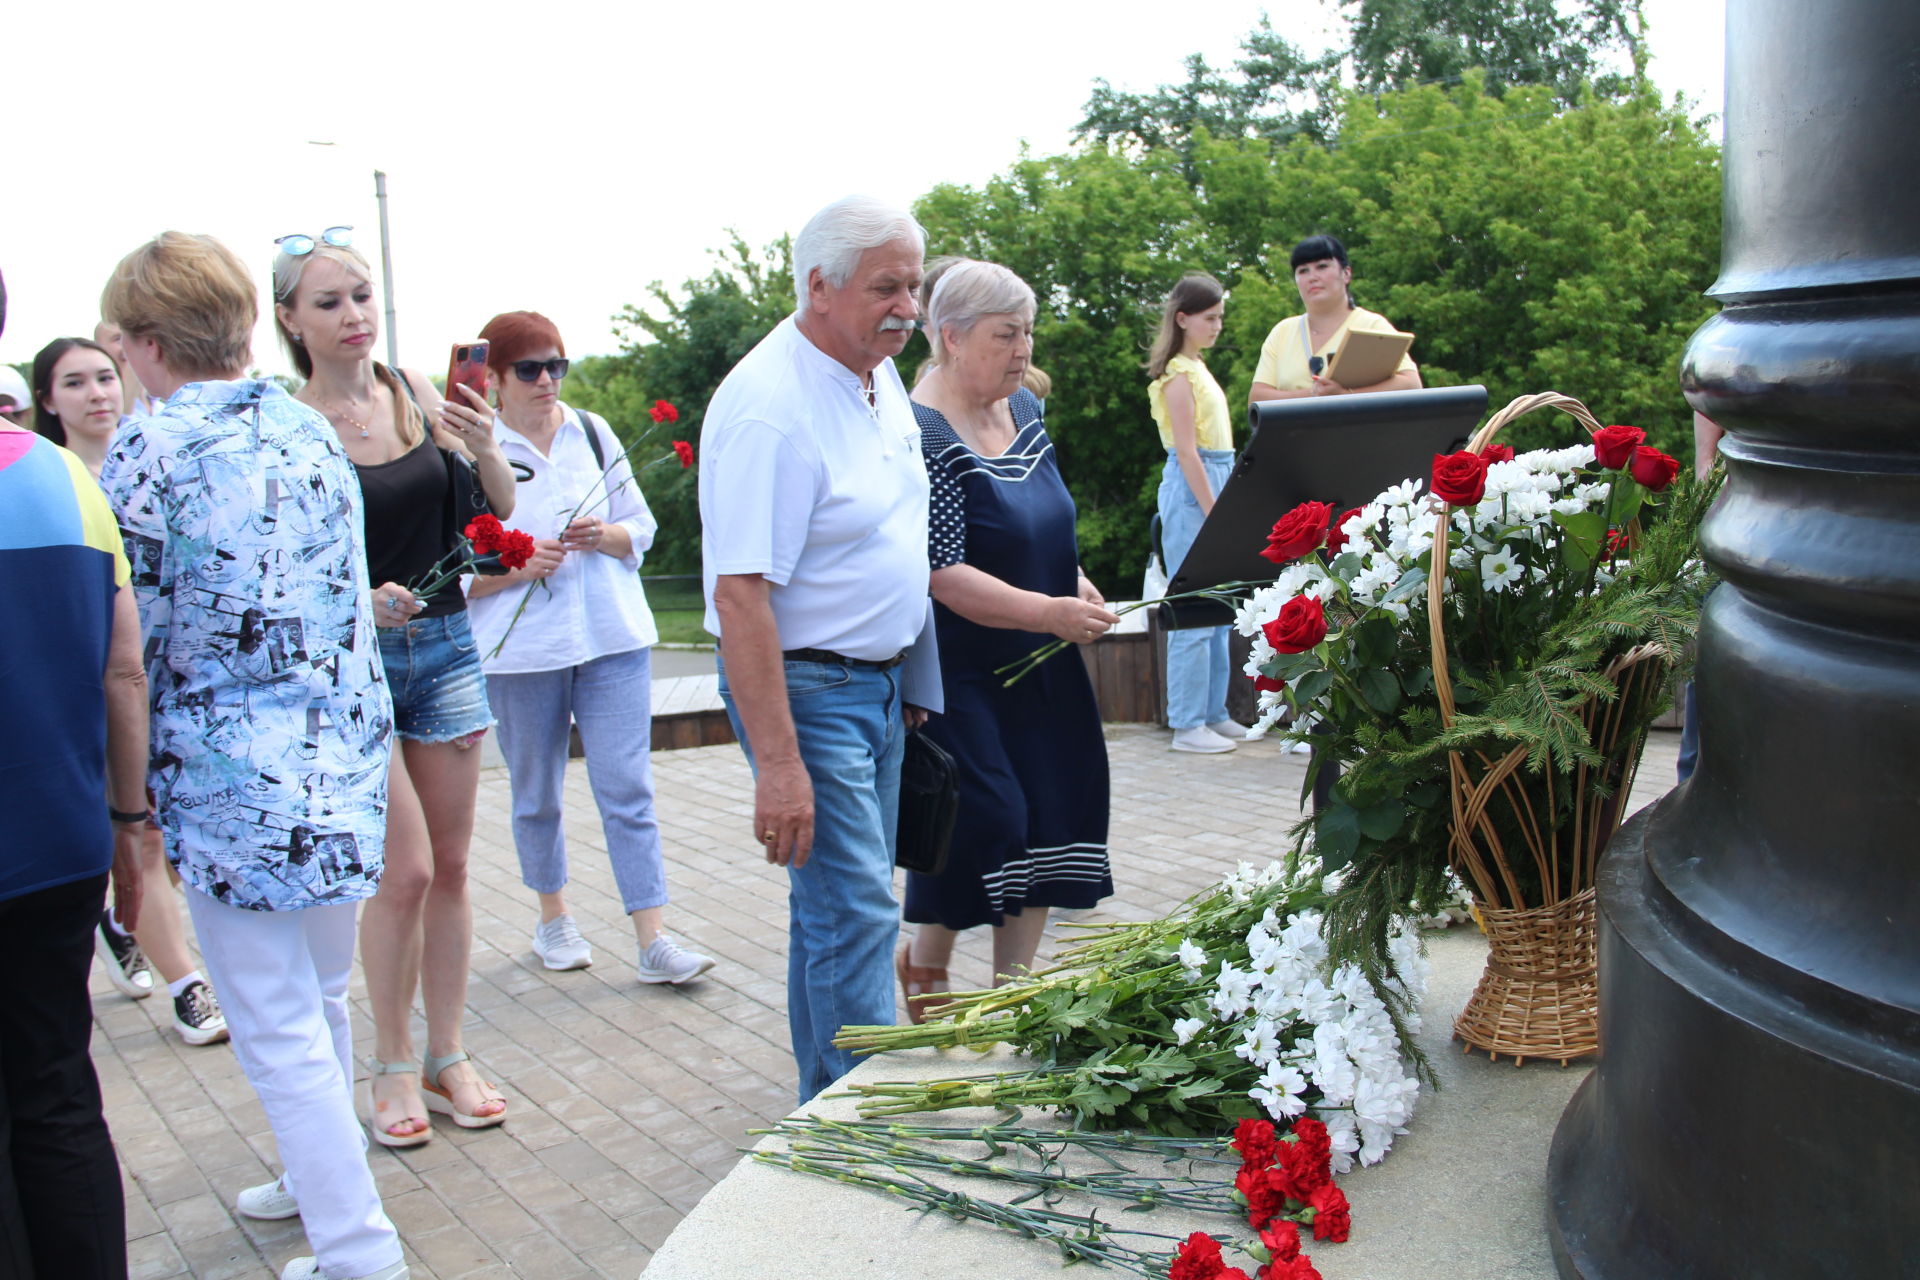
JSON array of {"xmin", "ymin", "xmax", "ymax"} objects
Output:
[{"xmin": 386, "ymin": 596, "xmax": 401, "ymax": 611}]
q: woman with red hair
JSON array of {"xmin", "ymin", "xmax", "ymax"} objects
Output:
[{"xmin": 466, "ymin": 311, "xmax": 715, "ymax": 985}]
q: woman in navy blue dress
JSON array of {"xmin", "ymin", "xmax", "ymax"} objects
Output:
[{"xmin": 897, "ymin": 261, "xmax": 1118, "ymax": 1021}]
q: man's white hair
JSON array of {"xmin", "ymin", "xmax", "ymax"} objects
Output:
[{"xmin": 792, "ymin": 195, "xmax": 926, "ymax": 313}]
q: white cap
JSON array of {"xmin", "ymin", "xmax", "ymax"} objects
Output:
[{"xmin": 0, "ymin": 365, "xmax": 30, "ymax": 412}]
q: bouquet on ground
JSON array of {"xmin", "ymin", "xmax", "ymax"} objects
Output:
[
  {"xmin": 835, "ymin": 859, "xmax": 1428, "ymax": 1169},
  {"xmin": 406, "ymin": 514, "xmax": 536, "ymax": 598},
  {"xmin": 1234, "ymin": 392, "xmax": 1719, "ymax": 981}
]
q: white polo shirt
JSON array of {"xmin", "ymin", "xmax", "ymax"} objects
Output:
[{"xmin": 700, "ymin": 315, "xmax": 930, "ymax": 663}]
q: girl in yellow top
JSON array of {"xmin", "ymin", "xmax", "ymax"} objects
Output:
[
  {"xmin": 1249, "ymin": 234, "xmax": 1421, "ymax": 403},
  {"xmin": 1147, "ymin": 272, "xmax": 1241, "ymax": 753}
]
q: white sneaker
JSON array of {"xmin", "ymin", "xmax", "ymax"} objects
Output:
[
  {"xmin": 279, "ymin": 1258, "xmax": 409, "ymax": 1280},
  {"xmin": 1170, "ymin": 726, "xmax": 1236, "ymax": 754},
  {"xmin": 1206, "ymin": 720, "xmax": 1247, "ymax": 742},
  {"xmin": 637, "ymin": 935, "xmax": 716, "ymax": 985},
  {"xmin": 532, "ymin": 914, "xmax": 592, "ymax": 970},
  {"xmin": 237, "ymin": 1175, "xmax": 300, "ymax": 1221},
  {"xmin": 94, "ymin": 914, "xmax": 154, "ymax": 999}
]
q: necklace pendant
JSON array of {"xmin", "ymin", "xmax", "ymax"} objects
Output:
[{"xmin": 359, "ymin": 426, "xmax": 370, "ymax": 439}]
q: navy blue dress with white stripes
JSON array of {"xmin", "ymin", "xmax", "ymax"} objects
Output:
[{"xmin": 905, "ymin": 388, "xmax": 1113, "ymax": 931}]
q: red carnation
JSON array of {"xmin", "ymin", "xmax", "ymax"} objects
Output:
[
  {"xmin": 650, "ymin": 399, "xmax": 679, "ymax": 425},
  {"xmin": 1479, "ymin": 442, "xmax": 1515, "ymax": 463},
  {"xmin": 1260, "ymin": 1257, "xmax": 1323, "ymax": 1280},
  {"xmin": 1259, "ymin": 501, "xmax": 1334, "ymax": 564},
  {"xmin": 1278, "ymin": 1134, "xmax": 1330, "ymax": 1197},
  {"xmin": 495, "ymin": 528, "xmax": 536, "ymax": 571},
  {"xmin": 1258, "ymin": 1221, "xmax": 1301, "ymax": 1263},
  {"xmin": 1323, "ymin": 507, "xmax": 1365, "ymax": 555},
  {"xmin": 1592, "ymin": 424, "xmax": 1646, "ymax": 469},
  {"xmin": 1236, "ymin": 1165, "xmax": 1294, "ymax": 1230},
  {"xmin": 1289, "ymin": 1117, "xmax": 1332, "ymax": 1177},
  {"xmin": 1430, "ymin": 450, "xmax": 1489, "ymax": 506},
  {"xmin": 464, "ymin": 514, "xmax": 506, "ymax": 550},
  {"xmin": 1233, "ymin": 1119, "xmax": 1280, "ymax": 1171},
  {"xmin": 1306, "ymin": 1183, "xmax": 1351, "ymax": 1243},
  {"xmin": 1252, "ymin": 673, "xmax": 1287, "ymax": 694},
  {"xmin": 1170, "ymin": 1232, "xmax": 1228, "ymax": 1280},
  {"xmin": 1261, "ymin": 597, "xmax": 1328, "ymax": 655},
  {"xmin": 673, "ymin": 439, "xmax": 695, "ymax": 468},
  {"xmin": 1605, "ymin": 527, "xmax": 1632, "ymax": 557},
  {"xmin": 1629, "ymin": 444, "xmax": 1680, "ymax": 491}
]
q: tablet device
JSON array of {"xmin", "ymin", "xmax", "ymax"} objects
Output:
[
  {"xmin": 1325, "ymin": 326, "xmax": 1415, "ymax": 390},
  {"xmin": 1161, "ymin": 384, "xmax": 1490, "ymax": 628}
]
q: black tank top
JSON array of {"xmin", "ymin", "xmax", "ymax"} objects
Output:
[{"xmin": 356, "ymin": 434, "xmax": 464, "ymax": 617}]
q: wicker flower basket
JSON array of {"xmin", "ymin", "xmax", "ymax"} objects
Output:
[{"xmin": 1426, "ymin": 392, "xmax": 1666, "ymax": 1065}]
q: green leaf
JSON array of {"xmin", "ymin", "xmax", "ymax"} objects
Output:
[
  {"xmin": 1315, "ymin": 802, "xmax": 1361, "ymax": 862},
  {"xmin": 1554, "ymin": 509, "xmax": 1608, "ymax": 571},
  {"xmin": 1330, "ymin": 551, "xmax": 1364, "ymax": 579},
  {"xmin": 1356, "ymin": 666, "xmax": 1402, "ymax": 713},
  {"xmin": 1292, "ymin": 670, "xmax": 1334, "ymax": 705},
  {"xmin": 1357, "ymin": 800, "xmax": 1406, "ymax": 840},
  {"xmin": 1400, "ymin": 666, "xmax": 1434, "ymax": 697},
  {"xmin": 1382, "ymin": 564, "xmax": 1430, "ymax": 604}
]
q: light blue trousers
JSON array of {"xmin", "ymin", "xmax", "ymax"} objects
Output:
[{"xmin": 1158, "ymin": 449, "xmax": 1236, "ymax": 729}]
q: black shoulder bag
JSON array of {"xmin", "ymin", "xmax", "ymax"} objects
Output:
[{"xmin": 896, "ymin": 729, "xmax": 959, "ymax": 876}]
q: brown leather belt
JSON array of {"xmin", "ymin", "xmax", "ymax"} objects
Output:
[{"xmin": 783, "ymin": 647, "xmax": 905, "ymax": 670}]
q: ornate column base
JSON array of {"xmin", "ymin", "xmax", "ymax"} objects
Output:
[{"xmin": 1547, "ymin": 804, "xmax": 1920, "ymax": 1278}]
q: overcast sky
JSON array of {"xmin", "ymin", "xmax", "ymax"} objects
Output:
[{"xmin": 2, "ymin": 0, "xmax": 1723, "ymax": 380}]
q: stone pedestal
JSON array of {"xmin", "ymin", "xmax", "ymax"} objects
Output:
[{"xmin": 1547, "ymin": 2, "xmax": 1920, "ymax": 1275}]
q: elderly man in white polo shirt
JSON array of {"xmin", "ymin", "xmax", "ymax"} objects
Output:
[{"xmin": 700, "ymin": 195, "xmax": 940, "ymax": 1102}]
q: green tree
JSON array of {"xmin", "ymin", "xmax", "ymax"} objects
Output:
[{"xmin": 562, "ymin": 234, "xmax": 794, "ymax": 574}]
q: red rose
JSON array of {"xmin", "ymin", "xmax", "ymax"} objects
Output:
[
  {"xmin": 1259, "ymin": 1221, "xmax": 1301, "ymax": 1263},
  {"xmin": 1259, "ymin": 501, "xmax": 1334, "ymax": 564},
  {"xmin": 673, "ymin": 439, "xmax": 695, "ymax": 468},
  {"xmin": 1261, "ymin": 597, "xmax": 1328, "ymax": 655},
  {"xmin": 1170, "ymin": 1232, "xmax": 1227, "ymax": 1280},
  {"xmin": 1323, "ymin": 507, "xmax": 1365, "ymax": 555},
  {"xmin": 650, "ymin": 399, "xmax": 679, "ymax": 425},
  {"xmin": 1478, "ymin": 442, "xmax": 1515, "ymax": 463},
  {"xmin": 1236, "ymin": 1165, "xmax": 1293, "ymax": 1230},
  {"xmin": 1252, "ymin": 673, "xmax": 1287, "ymax": 694},
  {"xmin": 1233, "ymin": 1119, "xmax": 1280, "ymax": 1170},
  {"xmin": 1260, "ymin": 1257, "xmax": 1323, "ymax": 1280},
  {"xmin": 1306, "ymin": 1183, "xmax": 1351, "ymax": 1243},
  {"xmin": 1430, "ymin": 451, "xmax": 1489, "ymax": 506},
  {"xmin": 1288, "ymin": 1117, "xmax": 1332, "ymax": 1179},
  {"xmin": 1629, "ymin": 445, "xmax": 1680, "ymax": 491},
  {"xmin": 1592, "ymin": 424, "xmax": 1646, "ymax": 469}
]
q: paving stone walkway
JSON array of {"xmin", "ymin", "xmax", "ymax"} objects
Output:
[{"xmin": 96, "ymin": 724, "xmax": 1680, "ymax": 1279}]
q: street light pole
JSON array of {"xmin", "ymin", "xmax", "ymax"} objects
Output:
[{"xmin": 374, "ymin": 169, "xmax": 398, "ymax": 368}]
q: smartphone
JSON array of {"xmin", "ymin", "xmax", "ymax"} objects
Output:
[{"xmin": 446, "ymin": 340, "xmax": 490, "ymax": 405}]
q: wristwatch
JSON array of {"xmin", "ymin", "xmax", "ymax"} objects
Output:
[{"xmin": 109, "ymin": 805, "xmax": 154, "ymax": 826}]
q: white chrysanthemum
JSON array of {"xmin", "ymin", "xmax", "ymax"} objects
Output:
[
  {"xmin": 1237, "ymin": 1018, "xmax": 1283, "ymax": 1065},
  {"xmin": 1173, "ymin": 1016, "xmax": 1205, "ymax": 1046},
  {"xmin": 1177, "ymin": 940, "xmax": 1207, "ymax": 982},
  {"xmin": 1378, "ymin": 478, "xmax": 1424, "ymax": 508},
  {"xmin": 1507, "ymin": 489, "xmax": 1552, "ymax": 523},
  {"xmin": 1210, "ymin": 963, "xmax": 1256, "ymax": 1019},
  {"xmin": 1250, "ymin": 1059, "xmax": 1310, "ymax": 1120},
  {"xmin": 1481, "ymin": 545, "xmax": 1523, "ymax": 593},
  {"xmin": 1317, "ymin": 1108, "xmax": 1362, "ymax": 1175}
]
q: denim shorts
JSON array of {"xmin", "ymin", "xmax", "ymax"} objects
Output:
[{"xmin": 377, "ymin": 611, "xmax": 495, "ymax": 744}]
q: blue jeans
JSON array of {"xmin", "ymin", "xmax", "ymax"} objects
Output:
[
  {"xmin": 718, "ymin": 654, "xmax": 904, "ymax": 1103},
  {"xmin": 486, "ymin": 648, "xmax": 668, "ymax": 914},
  {"xmin": 1158, "ymin": 449, "xmax": 1235, "ymax": 728},
  {"xmin": 377, "ymin": 611, "xmax": 494, "ymax": 744}
]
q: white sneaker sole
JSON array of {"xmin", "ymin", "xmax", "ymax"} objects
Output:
[
  {"xmin": 637, "ymin": 957, "xmax": 716, "ymax": 985},
  {"xmin": 94, "ymin": 930, "xmax": 154, "ymax": 999},
  {"xmin": 535, "ymin": 950, "xmax": 592, "ymax": 971},
  {"xmin": 1169, "ymin": 740, "xmax": 1235, "ymax": 754},
  {"xmin": 176, "ymin": 1018, "xmax": 230, "ymax": 1047}
]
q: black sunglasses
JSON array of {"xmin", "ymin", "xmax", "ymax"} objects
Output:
[{"xmin": 511, "ymin": 358, "xmax": 570, "ymax": 383}]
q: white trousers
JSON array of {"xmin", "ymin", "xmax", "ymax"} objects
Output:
[{"xmin": 185, "ymin": 889, "xmax": 403, "ymax": 1278}]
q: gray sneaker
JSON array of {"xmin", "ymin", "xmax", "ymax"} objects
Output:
[
  {"xmin": 532, "ymin": 914, "xmax": 592, "ymax": 970},
  {"xmin": 637, "ymin": 936, "xmax": 715, "ymax": 985}
]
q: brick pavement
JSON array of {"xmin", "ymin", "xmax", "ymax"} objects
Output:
[{"xmin": 95, "ymin": 724, "xmax": 1680, "ymax": 1279}]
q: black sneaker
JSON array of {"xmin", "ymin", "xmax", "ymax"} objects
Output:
[
  {"xmin": 173, "ymin": 980, "xmax": 229, "ymax": 1046},
  {"xmin": 95, "ymin": 912, "xmax": 153, "ymax": 999}
]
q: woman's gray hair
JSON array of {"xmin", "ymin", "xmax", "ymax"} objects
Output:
[
  {"xmin": 926, "ymin": 260, "xmax": 1035, "ymax": 363},
  {"xmin": 791, "ymin": 195, "xmax": 926, "ymax": 313}
]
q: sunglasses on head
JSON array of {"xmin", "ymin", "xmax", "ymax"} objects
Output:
[
  {"xmin": 275, "ymin": 226, "xmax": 354, "ymax": 257},
  {"xmin": 511, "ymin": 358, "xmax": 569, "ymax": 383}
]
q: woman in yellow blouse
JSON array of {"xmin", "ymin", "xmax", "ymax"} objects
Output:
[
  {"xmin": 1249, "ymin": 235, "xmax": 1421, "ymax": 403},
  {"xmin": 1147, "ymin": 272, "xmax": 1241, "ymax": 753}
]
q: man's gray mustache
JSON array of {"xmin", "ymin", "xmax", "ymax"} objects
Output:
[{"xmin": 878, "ymin": 317, "xmax": 921, "ymax": 332}]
